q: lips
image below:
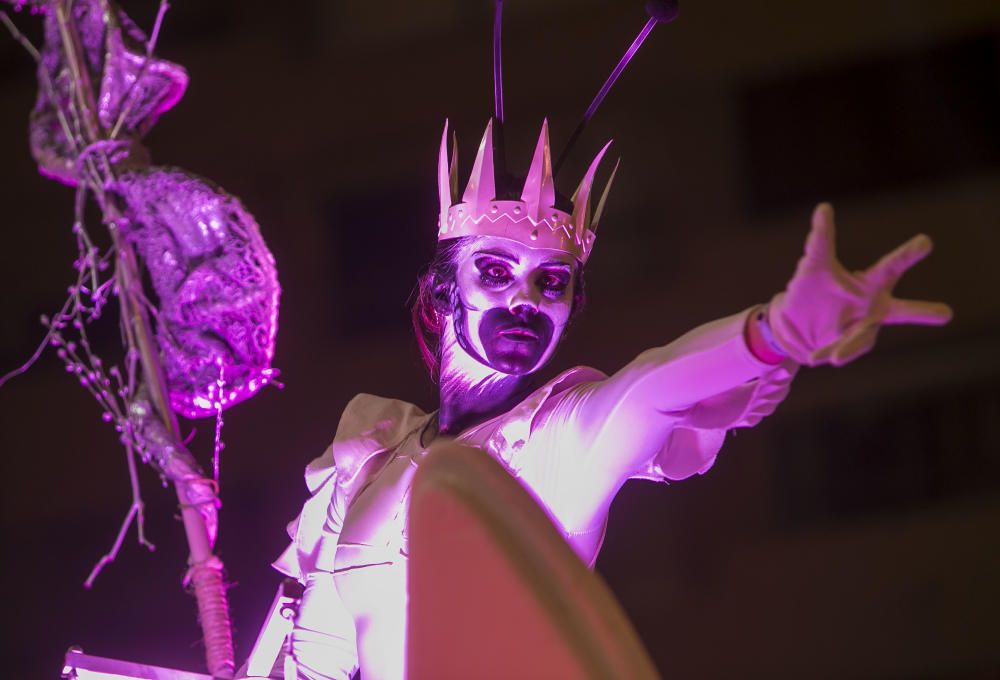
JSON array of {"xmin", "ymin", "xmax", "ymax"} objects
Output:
[{"xmin": 499, "ymin": 326, "xmax": 539, "ymax": 342}]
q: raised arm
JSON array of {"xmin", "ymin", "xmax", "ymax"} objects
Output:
[
  {"xmin": 587, "ymin": 308, "xmax": 776, "ymax": 419},
  {"xmin": 535, "ymin": 203, "xmax": 951, "ymax": 532},
  {"xmin": 554, "ymin": 307, "xmax": 784, "ymax": 487}
]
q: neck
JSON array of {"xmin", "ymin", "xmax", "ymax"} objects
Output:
[{"xmin": 436, "ymin": 321, "xmax": 530, "ymax": 435}]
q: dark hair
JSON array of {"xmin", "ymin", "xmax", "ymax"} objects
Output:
[{"xmin": 410, "ymin": 237, "xmax": 587, "ymax": 380}]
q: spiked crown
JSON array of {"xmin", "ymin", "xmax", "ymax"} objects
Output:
[{"xmin": 437, "ymin": 119, "xmax": 617, "ymax": 264}]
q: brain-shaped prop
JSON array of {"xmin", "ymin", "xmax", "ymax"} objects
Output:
[
  {"xmin": 115, "ymin": 169, "xmax": 280, "ymax": 418},
  {"xmin": 20, "ymin": 0, "xmax": 280, "ymax": 418}
]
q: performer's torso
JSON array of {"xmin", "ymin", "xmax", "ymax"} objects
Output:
[
  {"xmin": 323, "ymin": 371, "xmax": 631, "ymax": 679},
  {"xmin": 333, "ymin": 426, "xmax": 426, "ymax": 680}
]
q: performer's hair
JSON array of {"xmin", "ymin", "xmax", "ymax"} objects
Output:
[{"xmin": 410, "ymin": 237, "xmax": 586, "ymax": 380}]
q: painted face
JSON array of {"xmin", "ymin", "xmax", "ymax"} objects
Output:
[{"xmin": 451, "ymin": 236, "xmax": 577, "ymax": 375}]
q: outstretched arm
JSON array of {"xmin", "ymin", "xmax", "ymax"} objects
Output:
[
  {"xmin": 557, "ymin": 307, "xmax": 785, "ymax": 483},
  {"xmin": 543, "ymin": 202, "xmax": 951, "ymax": 525}
]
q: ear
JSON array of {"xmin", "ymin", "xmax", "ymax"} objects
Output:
[{"xmin": 430, "ymin": 272, "xmax": 455, "ymax": 315}]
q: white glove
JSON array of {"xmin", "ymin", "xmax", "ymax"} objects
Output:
[{"xmin": 768, "ymin": 203, "xmax": 952, "ymax": 366}]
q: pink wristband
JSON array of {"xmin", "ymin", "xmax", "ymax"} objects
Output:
[
  {"xmin": 746, "ymin": 306, "xmax": 787, "ymax": 364},
  {"xmin": 755, "ymin": 307, "xmax": 787, "ymax": 358}
]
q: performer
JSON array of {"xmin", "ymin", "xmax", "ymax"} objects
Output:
[
  {"xmin": 267, "ymin": 115, "xmax": 951, "ymax": 679},
  {"xmin": 260, "ymin": 3, "xmax": 950, "ymax": 677}
]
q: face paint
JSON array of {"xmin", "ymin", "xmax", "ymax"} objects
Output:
[
  {"xmin": 450, "ymin": 236, "xmax": 576, "ymax": 376},
  {"xmin": 478, "ymin": 307, "xmax": 554, "ymax": 374}
]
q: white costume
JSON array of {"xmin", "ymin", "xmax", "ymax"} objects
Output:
[{"xmin": 274, "ymin": 309, "xmax": 797, "ymax": 679}]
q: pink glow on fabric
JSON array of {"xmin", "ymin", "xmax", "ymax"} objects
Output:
[{"xmin": 24, "ymin": 0, "xmax": 280, "ymax": 419}]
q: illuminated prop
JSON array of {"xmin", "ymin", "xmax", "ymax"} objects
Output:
[
  {"xmin": 1, "ymin": 1, "xmax": 280, "ymax": 676},
  {"xmin": 115, "ymin": 168, "xmax": 280, "ymax": 417},
  {"xmin": 437, "ymin": 118, "xmax": 616, "ymax": 264}
]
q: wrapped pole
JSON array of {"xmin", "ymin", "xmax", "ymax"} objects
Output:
[
  {"xmin": 118, "ymin": 243, "xmax": 235, "ymax": 677},
  {"xmin": 51, "ymin": 2, "xmax": 236, "ymax": 674}
]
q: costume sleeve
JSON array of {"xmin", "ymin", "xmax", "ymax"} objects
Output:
[{"xmin": 526, "ymin": 308, "xmax": 797, "ymax": 532}]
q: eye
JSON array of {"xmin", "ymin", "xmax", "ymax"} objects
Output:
[
  {"xmin": 475, "ymin": 258, "xmax": 512, "ymax": 288},
  {"xmin": 538, "ymin": 271, "xmax": 570, "ymax": 298}
]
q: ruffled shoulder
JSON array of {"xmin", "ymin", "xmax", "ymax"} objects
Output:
[
  {"xmin": 273, "ymin": 393, "xmax": 430, "ymax": 579},
  {"xmin": 304, "ymin": 393, "xmax": 430, "ymax": 498}
]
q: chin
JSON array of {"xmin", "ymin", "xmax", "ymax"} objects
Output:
[
  {"xmin": 485, "ymin": 342, "xmax": 547, "ymax": 376},
  {"xmin": 491, "ymin": 360, "xmax": 536, "ymax": 376}
]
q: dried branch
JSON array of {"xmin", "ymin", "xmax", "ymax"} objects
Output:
[
  {"xmin": 0, "ymin": 9, "xmax": 41, "ymax": 62},
  {"xmin": 83, "ymin": 436, "xmax": 155, "ymax": 588},
  {"xmin": 110, "ymin": 0, "xmax": 169, "ymax": 140}
]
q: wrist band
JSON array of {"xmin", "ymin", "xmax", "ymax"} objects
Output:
[{"xmin": 755, "ymin": 307, "xmax": 788, "ymax": 358}]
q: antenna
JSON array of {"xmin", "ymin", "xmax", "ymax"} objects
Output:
[
  {"xmin": 493, "ymin": 0, "xmax": 505, "ymax": 124},
  {"xmin": 492, "ymin": 0, "xmax": 508, "ymax": 190},
  {"xmin": 554, "ymin": 0, "xmax": 680, "ymax": 176}
]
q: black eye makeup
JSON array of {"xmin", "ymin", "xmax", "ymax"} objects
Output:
[
  {"xmin": 538, "ymin": 269, "xmax": 570, "ymax": 297},
  {"xmin": 475, "ymin": 257, "xmax": 513, "ymax": 288},
  {"xmin": 473, "ymin": 254, "xmax": 572, "ymax": 298}
]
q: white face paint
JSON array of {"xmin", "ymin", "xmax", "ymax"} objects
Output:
[{"xmin": 448, "ymin": 236, "xmax": 577, "ymax": 376}]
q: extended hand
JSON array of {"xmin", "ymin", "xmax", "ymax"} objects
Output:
[{"xmin": 768, "ymin": 203, "xmax": 952, "ymax": 367}]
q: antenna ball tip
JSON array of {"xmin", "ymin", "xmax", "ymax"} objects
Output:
[{"xmin": 646, "ymin": 0, "xmax": 680, "ymax": 23}]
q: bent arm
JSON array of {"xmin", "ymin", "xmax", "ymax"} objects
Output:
[
  {"xmin": 546, "ymin": 308, "xmax": 793, "ymax": 506},
  {"xmin": 529, "ymin": 308, "xmax": 794, "ymax": 533}
]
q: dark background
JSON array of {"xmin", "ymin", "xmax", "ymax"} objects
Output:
[{"xmin": 1, "ymin": 1, "xmax": 999, "ymax": 678}]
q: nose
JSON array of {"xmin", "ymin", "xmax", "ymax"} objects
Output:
[
  {"xmin": 508, "ymin": 282, "xmax": 541, "ymax": 317},
  {"xmin": 510, "ymin": 303, "xmax": 538, "ymax": 322}
]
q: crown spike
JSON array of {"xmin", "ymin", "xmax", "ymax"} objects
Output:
[
  {"xmin": 462, "ymin": 120, "xmax": 497, "ymax": 213},
  {"xmin": 592, "ymin": 157, "xmax": 620, "ymax": 231},
  {"xmin": 571, "ymin": 139, "xmax": 613, "ymax": 233},
  {"xmin": 521, "ymin": 119, "xmax": 555, "ymax": 220},
  {"xmin": 438, "ymin": 119, "xmax": 453, "ymax": 232}
]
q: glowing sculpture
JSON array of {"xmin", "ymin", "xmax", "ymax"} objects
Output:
[{"xmin": 115, "ymin": 168, "xmax": 280, "ymax": 417}]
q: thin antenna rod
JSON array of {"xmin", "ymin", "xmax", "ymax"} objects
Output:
[
  {"xmin": 585, "ymin": 16, "xmax": 656, "ymax": 127},
  {"xmin": 555, "ymin": 1, "xmax": 679, "ymax": 175},
  {"xmin": 492, "ymin": 0, "xmax": 508, "ymax": 190},
  {"xmin": 493, "ymin": 0, "xmax": 504, "ymax": 123}
]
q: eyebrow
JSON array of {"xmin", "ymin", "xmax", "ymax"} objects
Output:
[
  {"xmin": 475, "ymin": 248, "xmax": 572, "ymax": 270},
  {"xmin": 475, "ymin": 248, "xmax": 519, "ymax": 263}
]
